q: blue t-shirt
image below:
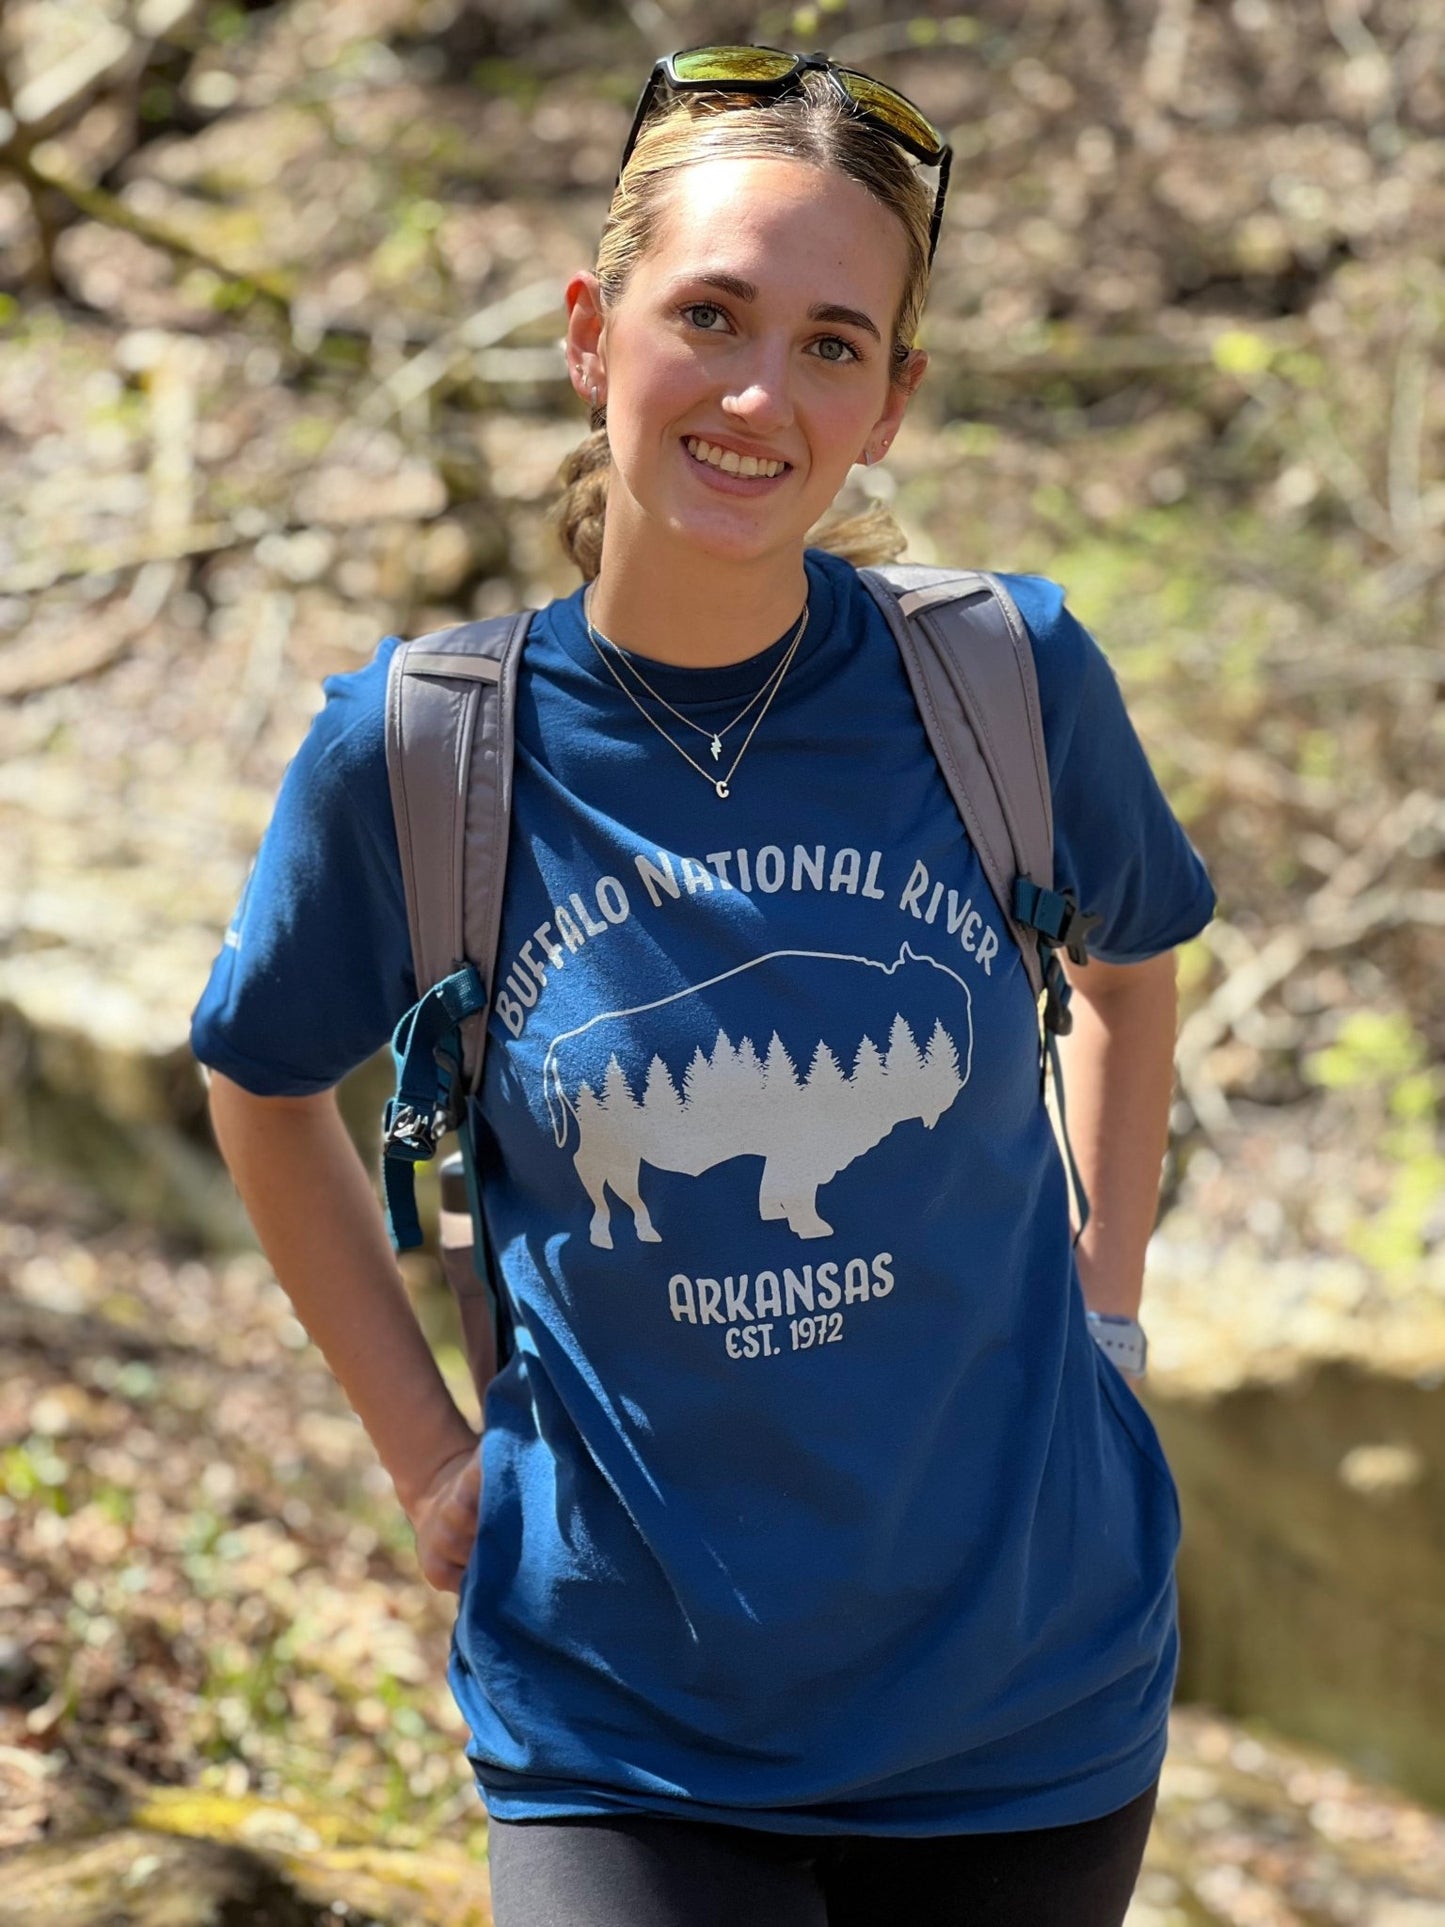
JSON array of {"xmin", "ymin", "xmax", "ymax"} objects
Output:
[{"xmin": 193, "ymin": 548, "xmax": 1214, "ymax": 1834}]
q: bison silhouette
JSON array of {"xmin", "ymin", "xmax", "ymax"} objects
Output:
[{"xmin": 540, "ymin": 943, "xmax": 973, "ymax": 1248}]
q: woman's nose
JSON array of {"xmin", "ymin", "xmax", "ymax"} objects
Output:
[{"xmin": 720, "ymin": 345, "xmax": 795, "ymax": 430}]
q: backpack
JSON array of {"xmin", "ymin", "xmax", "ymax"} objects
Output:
[{"xmin": 379, "ymin": 565, "xmax": 1099, "ymax": 1395}]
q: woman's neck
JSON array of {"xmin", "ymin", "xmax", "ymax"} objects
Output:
[{"xmin": 586, "ymin": 526, "xmax": 811, "ymax": 669}]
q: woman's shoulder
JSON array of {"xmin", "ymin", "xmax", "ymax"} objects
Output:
[
  {"xmin": 989, "ymin": 572, "xmax": 1093, "ymax": 688},
  {"xmin": 301, "ymin": 634, "xmax": 406, "ymax": 790},
  {"xmin": 830, "ymin": 553, "xmax": 1089, "ymax": 679}
]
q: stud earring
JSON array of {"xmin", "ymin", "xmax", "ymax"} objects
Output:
[{"xmin": 590, "ymin": 384, "xmax": 599, "ymax": 408}]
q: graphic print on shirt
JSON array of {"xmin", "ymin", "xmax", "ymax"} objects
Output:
[{"xmin": 540, "ymin": 942, "xmax": 972, "ymax": 1250}]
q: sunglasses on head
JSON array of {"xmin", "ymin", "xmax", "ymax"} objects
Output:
[{"xmin": 617, "ymin": 45, "xmax": 953, "ymax": 266}]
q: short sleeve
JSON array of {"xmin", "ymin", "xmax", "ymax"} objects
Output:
[
  {"xmin": 999, "ymin": 575, "xmax": 1216, "ymax": 964},
  {"xmin": 189, "ymin": 638, "xmax": 417, "ymax": 1095}
]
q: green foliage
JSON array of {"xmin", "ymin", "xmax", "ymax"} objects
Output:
[
  {"xmin": 285, "ymin": 414, "xmax": 336, "ymax": 457},
  {"xmin": 1174, "ymin": 935, "xmax": 1214, "ymax": 1001},
  {"xmin": 207, "ymin": 2, "xmax": 252, "ymax": 45},
  {"xmin": 1, "ymin": 1438, "xmax": 71, "ymax": 1513},
  {"xmin": 94, "ymin": 1483, "xmax": 136, "ymax": 1527},
  {"xmin": 1307, "ymin": 1014, "xmax": 1445, "ymax": 1275},
  {"xmin": 1308, "ymin": 1012, "xmax": 1424, "ymax": 1093},
  {"xmin": 1275, "ymin": 348, "xmax": 1327, "ymax": 390},
  {"xmin": 208, "ymin": 278, "xmax": 258, "ymax": 313},
  {"xmin": 370, "ymin": 198, "xmax": 448, "ymax": 290},
  {"xmin": 110, "ymin": 1359, "xmax": 160, "ymax": 1401},
  {"xmin": 1296, "ymin": 730, "xmax": 1339, "ymax": 782},
  {"xmin": 470, "ymin": 58, "xmax": 545, "ymax": 108},
  {"xmin": 140, "ymin": 82, "xmax": 176, "ymax": 124},
  {"xmin": 180, "ymin": 1506, "xmax": 230, "ymax": 1579},
  {"xmin": 1211, "ymin": 329, "xmax": 1276, "ymax": 380}
]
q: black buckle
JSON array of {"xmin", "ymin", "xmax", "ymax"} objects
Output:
[
  {"xmin": 1014, "ymin": 879, "xmax": 1101, "ymax": 970},
  {"xmin": 1054, "ymin": 895, "xmax": 1102, "ymax": 968}
]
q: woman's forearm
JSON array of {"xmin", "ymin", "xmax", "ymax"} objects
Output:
[
  {"xmin": 206, "ymin": 1071, "xmax": 477, "ymax": 1515},
  {"xmin": 1054, "ymin": 949, "xmax": 1180, "ymax": 1320}
]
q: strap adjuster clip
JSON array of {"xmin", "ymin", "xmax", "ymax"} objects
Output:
[
  {"xmin": 1056, "ymin": 898, "xmax": 1101, "ymax": 967},
  {"xmin": 382, "ymin": 1097, "xmax": 445, "ymax": 1161},
  {"xmin": 1013, "ymin": 879, "xmax": 1101, "ymax": 968}
]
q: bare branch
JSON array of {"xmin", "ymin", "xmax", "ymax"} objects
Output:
[
  {"xmin": 6, "ymin": 144, "xmax": 296, "ymax": 313},
  {"xmin": 6, "ymin": 1, "xmax": 199, "ymax": 139},
  {"xmin": 356, "ymin": 280, "xmax": 564, "ymax": 428},
  {"xmin": 1176, "ymin": 790, "xmax": 1443, "ymax": 1128},
  {"xmin": 1386, "ymin": 301, "xmax": 1432, "ymax": 550}
]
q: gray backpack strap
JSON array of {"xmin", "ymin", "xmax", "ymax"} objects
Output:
[
  {"xmin": 384, "ymin": 611, "xmax": 532, "ymax": 1088},
  {"xmin": 860, "ymin": 564, "xmax": 1055, "ymax": 1000},
  {"xmin": 862, "ymin": 563, "xmax": 1102, "ymax": 1242}
]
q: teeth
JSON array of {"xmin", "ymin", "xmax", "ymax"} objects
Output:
[{"xmin": 686, "ymin": 438, "xmax": 785, "ymax": 479}]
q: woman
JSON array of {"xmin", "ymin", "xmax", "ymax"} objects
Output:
[{"xmin": 193, "ymin": 46, "xmax": 1215, "ymax": 1927}]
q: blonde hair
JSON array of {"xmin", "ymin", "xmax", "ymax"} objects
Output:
[{"xmin": 553, "ymin": 74, "xmax": 933, "ymax": 580}]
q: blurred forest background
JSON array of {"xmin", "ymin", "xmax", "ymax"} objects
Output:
[{"xmin": 0, "ymin": 0, "xmax": 1442, "ymax": 1921}]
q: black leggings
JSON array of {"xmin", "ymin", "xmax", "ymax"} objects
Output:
[{"xmin": 488, "ymin": 1779, "xmax": 1159, "ymax": 1927}]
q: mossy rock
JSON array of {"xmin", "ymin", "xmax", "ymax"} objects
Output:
[{"xmin": 0, "ymin": 1791, "xmax": 490, "ymax": 1927}]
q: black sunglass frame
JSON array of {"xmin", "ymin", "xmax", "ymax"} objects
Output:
[{"xmin": 615, "ymin": 45, "xmax": 953, "ymax": 266}]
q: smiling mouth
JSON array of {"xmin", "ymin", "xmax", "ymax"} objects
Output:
[{"xmin": 683, "ymin": 436, "xmax": 790, "ymax": 480}]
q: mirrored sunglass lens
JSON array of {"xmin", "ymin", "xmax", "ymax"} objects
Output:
[
  {"xmin": 840, "ymin": 75, "xmax": 942, "ymax": 155},
  {"xmin": 672, "ymin": 47, "xmax": 797, "ymax": 83}
]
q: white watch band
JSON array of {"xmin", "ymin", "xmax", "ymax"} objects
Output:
[{"xmin": 1086, "ymin": 1311, "xmax": 1148, "ymax": 1378}]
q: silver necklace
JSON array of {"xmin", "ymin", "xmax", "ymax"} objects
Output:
[
  {"xmin": 580, "ymin": 592, "xmax": 808, "ymax": 800},
  {"xmin": 585, "ymin": 590, "xmax": 794, "ymax": 763}
]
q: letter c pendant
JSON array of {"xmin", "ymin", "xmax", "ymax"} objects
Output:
[{"xmin": 715, "ymin": 780, "xmax": 730, "ymax": 799}]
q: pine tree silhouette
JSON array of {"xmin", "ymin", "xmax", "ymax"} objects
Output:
[
  {"xmin": 923, "ymin": 1019, "xmax": 960, "ymax": 1078},
  {"xmin": 762, "ymin": 1032, "xmax": 799, "ymax": 1090},
  {"xmin": 601, "ymin": 1053, "xmax": 638, "ymax": 1113},
  {"xmin": 806, "ymin": 1041, "xmax": 847, "ymax": 1094},
  {"xmin": 565, "ymin": 1002, "xmax": 969, "ymax": 1248},
  {"xmin": 884, "ymin": 1014, "xmax": 925, "ymax": 1084},
  {"xmin": 802, "ymin": 1039, "xmax": 852, "ymax": 1143},
  {"xmin": 921, "ymin": 1019, "xmax": 964, "ymax": 1119},
  {"xmin": 849, "ymin": 1033, "xmax": 885, "ymax": 1092},
  {"xmin": 642, "ymin": 1052, "xmax": 683, "ymax": 1125}
]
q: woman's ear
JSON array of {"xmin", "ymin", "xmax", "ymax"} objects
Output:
[
  {"xmin": 899, "ymin": 347, "xmax": 929, "ymax": 401},
  {"xmin": 564, "ymin": 271, "xmax": 606, "ymax": 405},
  {"xmin": 861, "ymin": 349, "xmax": 929, "ymax": 464},
  {"xmin": 880, "ymin": 347, "xmax": 929, "ymax": 427}
]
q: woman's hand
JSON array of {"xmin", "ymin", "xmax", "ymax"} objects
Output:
[
  {"xmin": 405, "ymin": 1436, "xmax": 483, "ymax": 1595},
  {"xmin": 205, "ymin": 1077, "xmax": 486, "ymax": 1570}
]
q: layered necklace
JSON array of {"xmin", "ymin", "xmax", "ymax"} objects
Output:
[{"xmin": 582, "ymin": 587, "xmax": 808, "ymax": 801}]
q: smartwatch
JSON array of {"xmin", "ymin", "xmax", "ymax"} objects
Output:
[{"xmin": 1086, "ymin": 1310, "xmax": 1148, "ymax": 1380}]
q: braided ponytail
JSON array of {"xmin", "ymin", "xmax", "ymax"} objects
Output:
[{"xmin": 552, "ymin": 415, "xmax": 611, "ymax": 583}]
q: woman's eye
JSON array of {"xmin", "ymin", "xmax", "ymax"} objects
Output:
[
  {"xmin": 683, "ymin": 303, "xmax": 728, "ymax": 332},
  {"xmin": 813, "ymin": 336, "xmax": 859, "ymax": 364}
]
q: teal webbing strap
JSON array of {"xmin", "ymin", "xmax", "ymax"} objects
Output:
[{"xmin": 381, "ymin": 964, "xmax": 488, "ymax": 1250}]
